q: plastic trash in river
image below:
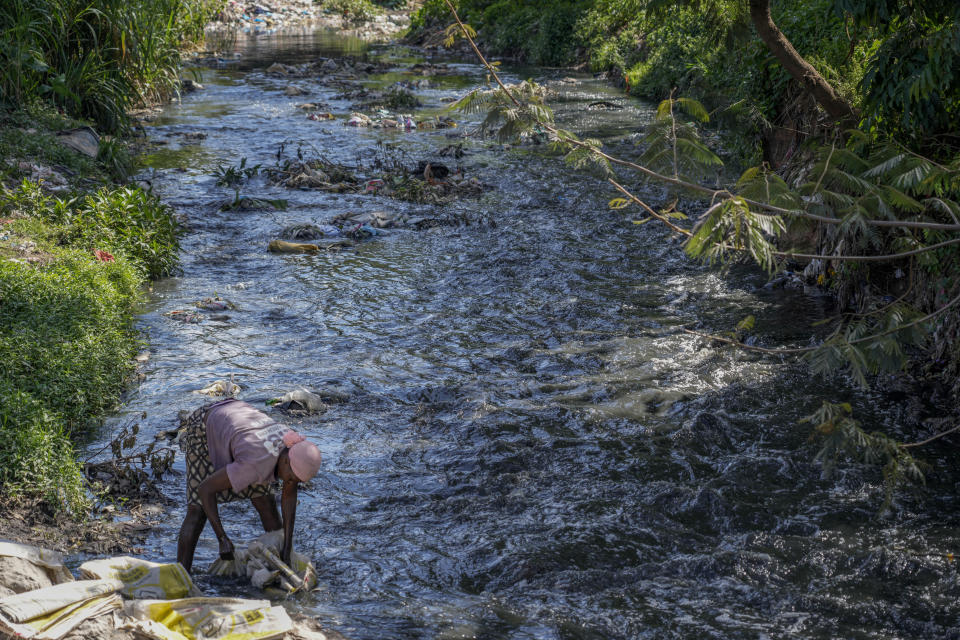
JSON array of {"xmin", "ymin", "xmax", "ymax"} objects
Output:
[
  {"xmin": 208, "ymin": 531, "xmax": 317, "ymax": 597},
  {"xmin": 273, "ymin": 389, "xmax": 327, "ymax": 413},
  {"xmin": 195, "ymin": 296, "xmax": 236, "ymax": 311},
  {"xmin": 163, "ymin": 309, "xmax": 203, "ymax": 323},
  {"xmin": 268, "ymin": 239, "xmax": 320, "ymax": 254},
  {"xmin": 195, "ymin": 377, "xmax": 241, "ymax": 397}
]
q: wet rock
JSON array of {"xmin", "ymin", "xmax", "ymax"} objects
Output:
[
  {"xmin": 55, "ymin": 126, "xmax": 99, "ymax": 157},
  {"xmin": 320, "ymin": 58, "xmax": 338, "ymax": 72},
  {"xmin": 284, "ymin": 85, "xmax": 309, "ymax": 96},
  {"xmin": 266, "ymin": 62, "xmax": 293, "ymax": 76},
  {"xmin": 0, "ymin": 556, "xmax": 55, "ymax": 594},
  {"xmin": 181, "ymin": 78, "xmax": 203, "ymax": 92}
]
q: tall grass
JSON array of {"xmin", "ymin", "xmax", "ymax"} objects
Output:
[{"xmin": 0, "ymin": 0, "xmax": 223, "ymax": 133}]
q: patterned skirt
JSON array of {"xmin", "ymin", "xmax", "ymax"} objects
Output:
[{"xmin": 179, "ymin": 403, "xmax": 275, "ymax": 506}]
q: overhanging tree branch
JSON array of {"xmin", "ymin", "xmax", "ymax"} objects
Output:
[{"xmin": 748, "ymin": 0, "xmax": 859, "ymax": 124}]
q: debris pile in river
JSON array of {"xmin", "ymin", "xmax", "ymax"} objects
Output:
[
  {"xmin": 267, "ymin": 156, "xmax": 482, "ymax": 206},
  {"xmin": 341, "ymin": 110, "xmax": 457, "ymax": 131}
]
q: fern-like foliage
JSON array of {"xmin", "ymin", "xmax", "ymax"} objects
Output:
[
  {"xmin": 637, "ymin": 96, "xmax": 723, "ymax": 185},
  {"xmin": 804, "ymin": 401, "xmax": 925, "ymax": 510},
  {"xmin": 805, "ymin": 303, "xmax": 927, "ymax": 388},
  {"xmin": 684, "ymin": 195, "xmax": 784, "ymax": 271},
  {"xmin": 449, "ymin": 80, "xmax": 553, "ymax": 143}
]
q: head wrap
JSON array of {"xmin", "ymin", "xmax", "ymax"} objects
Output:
[{"xmin": 283, "ymin": 430, "xmax": 322, "ymax": 482}]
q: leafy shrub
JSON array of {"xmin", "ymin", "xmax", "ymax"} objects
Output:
[{"xmin": 4, "ymin": 181, "xmax": 180, "ymax": 279}]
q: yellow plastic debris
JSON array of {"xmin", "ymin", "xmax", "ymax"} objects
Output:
[
  {"xmin": 120, "ymin": 597, "xmax": 293, "ymax": 640},
  {"xmin": 78, "ymin": 557, "xmax": 201, "ymax": 600},
  {"xmin": 268, "ymin": 239, "xmax": 320, "ymax": 254}
]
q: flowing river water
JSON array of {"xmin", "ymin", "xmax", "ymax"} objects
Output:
[{"xmin": 88, "ymin": 30, "xmax": 960, "ymax": 640}]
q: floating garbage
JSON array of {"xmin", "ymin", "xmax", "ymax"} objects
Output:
[
  {"xmin": 279, "ymin": 223, "xmax": 341, "ymax": 240},
  {"xmin": 164, "ymin": 309, "xmax": 203, "ymax": 324},
  {"xmin": 346, "ymin": 113, "xmax": 372, "ymax": 127},
  {"xmin": 195, "ymin": 296, "xmax": 236, "ymax": 311},
  {"xmin": 305, "ymin": 112, "xmax": 334, "ymax": 121},
  {"xmin": 273, "ymin": 389, "xmax": 327, "ymax": 413},
  {"xmin": 268, "ymin": 239, "xmax": 320, "ymax": 254},
  {"xmin": 195, "ymin": 377, "xmax": 241, "ymax": 397}
]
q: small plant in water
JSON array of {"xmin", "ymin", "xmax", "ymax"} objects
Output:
[{"xmin": 214, "ymin": 157, "xmax": 261, "ymax": 187}]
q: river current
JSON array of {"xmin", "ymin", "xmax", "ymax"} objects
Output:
[{"xmin": 88, "ymin": 30, "xmax": 960, "ymax": 640}]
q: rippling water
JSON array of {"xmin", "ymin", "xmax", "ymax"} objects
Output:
[{"xmin": 88, "ymin": 30, "xmax": 960, "ymax": 640}]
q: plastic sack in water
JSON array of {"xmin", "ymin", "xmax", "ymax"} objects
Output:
[
  {"xmin": 78, "ymin": 556, "xmax": 201, "ymax": 600},
  {"xmin": 120, "ymin": 596, "xmax": 293, "ymax": 640},
  {"xmin": 208, "ymin": 530, "xmax": 317, "ymax": 595}
]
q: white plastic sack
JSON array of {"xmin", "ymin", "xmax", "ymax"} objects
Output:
[
  {"xmin": 78, "ymin": 556, "xmax": 201, "ymax": 600},
  {"xmin": 0, "ymin": 579, "xmax": 123, "ymax": 640},
  {"xmin": 208, "ymin": 530, "xmax": 317, "ymax": 595},
  {"xmin": 0, "ymin": 541, "xmax": 73, "ymax": 585},
  {"xmin": 120, "ymin": 597, "xmax": 293, "ymax": 640}
]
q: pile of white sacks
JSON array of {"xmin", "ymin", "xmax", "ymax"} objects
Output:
[{"xmin": 0, "ymin": 535, "xmax": 329, "ymax": 640}]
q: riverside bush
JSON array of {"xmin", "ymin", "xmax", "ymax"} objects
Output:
[
  {"xmin": 0, "ymin": 0, "xmax": 221, "ymax": 133},
  {"xmin": 0, "ymin": 182, "xmax": 179, "ymax": 514}
]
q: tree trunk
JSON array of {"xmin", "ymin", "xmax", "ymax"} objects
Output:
[{"xmin": 748, "ymin": 0, "xmax": 858, "ymax": 124}]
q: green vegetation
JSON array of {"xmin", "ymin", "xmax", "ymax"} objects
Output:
[
  {"xmin": 414, "ymin": 1, "xmax": 960, "ymax": 161},
  {"xmin": 0, "ymin": 107, "xmax": 180, "ymax": 515},
  {"xmin": 0, "ymin": 0, "xmax": 222, "ymax": 133},
  {"xmin": 440, "ymin": 1, "xmax": 960, "ymax": 504},
  {"xmin": 0, "ymin": 0, "xmax": 211, "ymax": 518}
]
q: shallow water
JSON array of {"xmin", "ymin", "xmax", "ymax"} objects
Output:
[{"xmin": 91, "ymin": 30, "xmax": 960, "ymax": 640}]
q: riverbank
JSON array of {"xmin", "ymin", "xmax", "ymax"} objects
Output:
[{"xmin": 0, "ymin": 105, "xmax": 180, "ymax": 543}]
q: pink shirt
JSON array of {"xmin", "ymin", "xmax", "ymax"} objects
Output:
[{"xmin": 204, "ymin": 399, "xmax": 286, "ymax": 492}]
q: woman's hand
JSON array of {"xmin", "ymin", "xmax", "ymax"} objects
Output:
[{"xmin": 218, "ymin": 536, "xmax": 235, "ymax": 560}]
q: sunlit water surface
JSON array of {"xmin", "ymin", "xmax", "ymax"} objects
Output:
[{"xmin": 85, "ymin": 30, "xmax": 960, "ymax": 640}]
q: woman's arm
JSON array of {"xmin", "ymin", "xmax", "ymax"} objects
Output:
[
  {"xmin": 197, "ymin": 468, "xmax": 235, "ymax": 559},
  {"xmin": 280, "ymin": 478, "xmax": 298, "ymax": 565}
]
